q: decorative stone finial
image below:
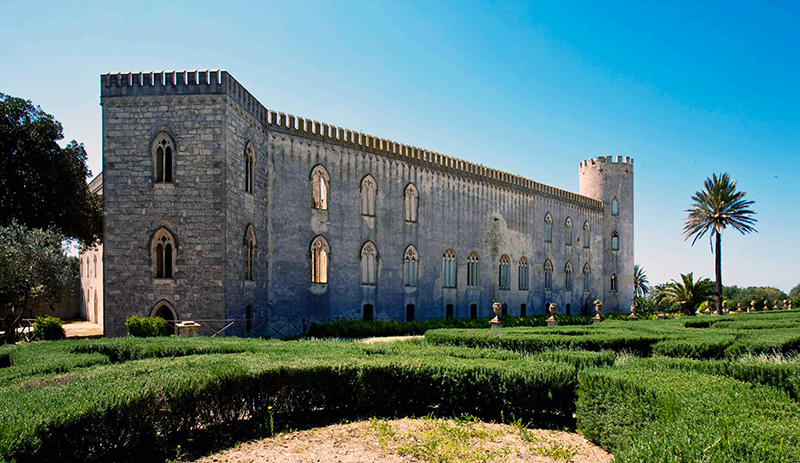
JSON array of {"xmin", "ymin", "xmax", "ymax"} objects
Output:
[
  {"xmin": 784, "ymin": 299, "xmax": 789, "ymax": 310},
  {"xmin": 722, "ymin": 301, "xmax": 727, "ymax": 314},
  {"xmin": 593, "ymin": 300, "xmax": 602, "ymax": 324},
  {"xmin": 749, "ymin": 300, "xmax": 755, "ymax": 312},
  {"xmin": 703, "ymin": 302, "xmax": 712, "ymax": 316},
  {"xmin": 736, "ymin": 302, "xmax": 742, "ymax": 313},
  {"xmin": 628, "ymin": 304, "xmax": 638, "ymax": 321},
  {"xmin": 774, "ymin": 300, "xmax": 780, "ymax": 310},
  {"xmin": 546, "ymin": 303, "xmax": 558, "ymax": 327},
  {"xmin": 489, "ymin": 302, "xmax": 503, "ymax": 329},
  {"xmin": 764, "ymin": 300, "xmax": 770, "ymax": 311}
]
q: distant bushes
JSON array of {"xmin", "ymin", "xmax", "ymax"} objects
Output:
[
  {"xmin": 32, "ymin": 315, "xmax": 65, "ymax": 341},
  {"xmin": 125, "ymin": 315, "xmax": 169, "ymax": 337}
]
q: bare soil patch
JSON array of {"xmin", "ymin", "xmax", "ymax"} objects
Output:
[{"xmin": 192, "ymin": 417, "xmax": 612, "ymax": 463}]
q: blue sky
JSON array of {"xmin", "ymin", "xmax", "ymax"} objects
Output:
[{"xmin": 3, "ymin": 0, "xmax": 798, "ymax": 292}]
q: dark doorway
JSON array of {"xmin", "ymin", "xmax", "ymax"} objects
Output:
[
  {"xmin": 501, "ymin": 303, "xmax": 508, "ymax": 316},
  {"xmin": 566, "ymin": 304, "xmax": 571, "ymax": 316},
  {"xmin": 406, "ymin": 304, "xmax": 415, "ymax": 322},
  {"xmin": 446, "ymin": 304, "xmax": 454, "ymax": 319},
  {"xmin": 363, "ymin": 304, "xmax": 374, "ymax": 321},
  {"xmin": 245, "ymin": 305, "xmax": 253, "ymax": 335},
  {"xmin": 152, "ymin": 303, "xmax": 176, "ymax": 335},
  {"xmin": 470, "ymin": 304, "xmax": 478, "ymax": 319},
  {"xmin": 520, "ymin": 303, "xmax": 527, "ymax": 317}
]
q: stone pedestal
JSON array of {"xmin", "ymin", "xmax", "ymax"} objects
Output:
[
  {"xmin": 546, "ymin": 303, "xmax": 558, "ymax": 327},
  {"xmin": 176, "ymin": 321, "xmax": 201, "ymax": 337},
  {"xmin": 657, "ymin": 312, "xmax": 666, "ymax": 320},
  {"xmin": 489, "ymin": 302, "xmax": 503, "ymax": 329}
]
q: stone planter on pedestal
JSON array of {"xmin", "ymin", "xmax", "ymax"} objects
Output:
[
  {"xmin": 489, "ymin": 302, "xmax": 503, "ymax": 329},
  {"xmin": 628, "ymin": 304, "xmax": 638, "ymax": 321},
  {"xmin": 593, "ymin": 301, "xmax": 602, "ymax": 324},
  {"xmin": 735, "ymin": 302, "xmax": 742, "ymax": 313},
  {"xmin": 546, "ymin": 304, "xmax": 558, "ymax": 327}
]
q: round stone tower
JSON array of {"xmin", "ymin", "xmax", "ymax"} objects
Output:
[{"xmin": 579, "ymin": 155, "xmax": 634, "ymax": 312}]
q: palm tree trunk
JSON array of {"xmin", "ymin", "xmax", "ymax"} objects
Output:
[{"xmin": 715, "ymin": 232, "xmax": 723, "ymax": 315}]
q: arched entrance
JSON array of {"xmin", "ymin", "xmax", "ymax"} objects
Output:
[{"xmin": 151, "ymin": 301, "xmax": 178, "ymax": 335}]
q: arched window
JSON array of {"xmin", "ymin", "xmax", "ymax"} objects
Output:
[
  {"xmin": 311, "ymin": 236, "xmax": 329, "ymax": 284},
  {"xmin": 360, "ymin": 175, "xmax": 376, "ymax": 217},
  {"xmin": 152, "ymin": 133, "xmax": 174, "ymax": 183},
  {"xmin": 612, "ymin": 197, "xmax": 619, "ymax": 216},
  {"xmin": 244, "ymin": 225, "xmax": 256, "ymax": 280},
  {"xmin": 518, "ymin": 256, "xmax": 529, "ymax": 290},
  {"xmin": 403, "ymin": 245, "xmax": 419, "ymax": 286},
  {"xmin": 583, "ymin": 264, "xmax": 590, "ymax": 291},
  {"xmin": 544, "ymin": 213, "xmax": 553, "ymax": 243},
  {"xmin": 499, "ymin": 254, "xmax": 510, "ymax": 290},
  {"xmin": 244, "ymin": 142, "xmax": 255, "ymax": 194},
  {"xmin": 564, "ymin": 261, "xmax": 573, "ymax": 291},
  {"xmin": 92, "ymin": 255, "xmax": 97, "ymax": 278},
  {"xmin": 442, "ymin": 248, "xmax": 457, "ymax": 288},
  {"xmin": 611, "ymin": 232, "xmax": 620, "ymax": 251},
  {"xmin": 361, "ymin": 241, "xmax": 377, "ymax": 285},
  {"xmin": 151, "ymin": 301, "xmax": 177, "ymax": 334},
  {"xmin": 311, "ymin": 165, "xmax": 329, "ymax": 210},
  {"xmin": 544, "ymin": 259, "xmax": 553, "ymax": 291},
  {"xmin": 152, "ymin": 229, "xmax": 176, "ymax": 279},
  {"xmin": 467, "ymin": 251, "xmax": 481, "ymax": 288},
  {"xmin": 565, "ymin": 218, "xmax": 573, "ymax": 246},
  {"xmin": 404, "ymin": 183, "xmax": 419, "ymax": 223},
  {"xmin": 611, "ymin": 274, "xmax": 618, "ymax": 291},
  {"xmin": 583, "ymin": 221, "xmax": 591, "ymax": 249}
]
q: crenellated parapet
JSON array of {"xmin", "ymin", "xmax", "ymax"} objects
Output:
[
  {"xmin": 101, "ymin": 70, "xmax": 604, "ymax": 211},
  {"xmin": 579, "ymin": 155, "xmax": 634, "ymax": 168}
]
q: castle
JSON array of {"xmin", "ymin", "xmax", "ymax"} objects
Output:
[{"xmin": 85, "ymin": 70, "xmax": 634, "ymax": 337}]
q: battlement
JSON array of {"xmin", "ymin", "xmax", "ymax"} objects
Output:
[
  {"xmin": 579, "ymin": 155, "xmax": 634, "ymax": 169},
  {"xmin": 101, "ymin": 70, "xmax": 604, "ymax": 211}
]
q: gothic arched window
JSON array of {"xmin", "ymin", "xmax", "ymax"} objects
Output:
[
  {"xmin": 612, "ymin": 197, "xmax": 619, "ymax": 216},
  {"xmin": 153, "ymin": 133, "xmax": 175, "ymax": 183},
  {"xmin": 244, "ymin": 225, "xmax": 256, "ymax": 280},
  {"xmin": 518, "ymin": 256, "xmax": 529, "ymax": 290},
  {"xmin": 360, "ymin": 175, "xmax": 376, "ymax": 217},
  {"xmin": 544, "ymin": 213, "xmax": 553, "ymax": 243},
  {"xmin": 311, "ymin": 236, "xmax": 329, "ymax": 284},
  {"xmin": 152, "ymin": 229, "xmax": 176, "ymax": 279},
  {"xmin": 403, "ymin": 245, "xmax": 419, "ymax": 287},
  {"xmin": 583, "ymin": 263, "xmax": 591, "ymax": 291},
  {"xmin": 361, "ymin": 241, "xmax": 377, "ymax": 285},
  {"xmin": 245, "ymin": 142, "xmax": 255, "ymax": 194},
  {"xmin": 442, "ymin": 248, "xmax": 457, "ymax": 288},
  {"xmin": 583, "ymin": 221, "xmax": 591, "ymax": 249},
  {"xmin": 467, "ymin": 251, "xmax": 481, "ymax": 288},
  {"xmin": 564, "ymin": 261, "xmax": 573, "ymax": 291},
  {"xmin": 611, "ymin": 232, "xmax": 620, "ymax": 251},
  {"xmin": 311, "ymin": 165, "xmax": 329, "ymax": 210},
  {"xmin": 499, "ymin": 254, "xmax": 510, "ymax": 290},
  {"xmin": 404, "ymin": 183, "xmax": 419, "ymax": 223},
  {"xmin": 544, "ymin": 259, "xmax": 553, "ymax": 291},
  {"xmin": 565, "ymin": 217, "xmax": 573, "ymax": 246}
]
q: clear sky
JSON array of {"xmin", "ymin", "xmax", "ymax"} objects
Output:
[{"xmin": 2, "ymin": 0, "xmax": 798, "ymax": 292}]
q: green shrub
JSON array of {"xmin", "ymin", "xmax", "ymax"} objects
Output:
[
  {"xmin": 32, "ymin": 315, "xmax": 65, "ymax": 341},
  {"xmin": 651, "ymin": 333, "xmax": 736, "ymax": 359},
  {"xmin": 125, "ymin": 316, "xmax": 169, "ymax": 337},
  {"xmin": 724, "ymin": 328, "xmax": 800, "ymax": 358},
  {"xmin": 577, "ymin": 365, "xmax": 800, "ymax": 462}
]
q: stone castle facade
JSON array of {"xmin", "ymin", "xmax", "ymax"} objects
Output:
[{"xmin": 93, "ymin": 70, "xmax": 634, "ymax": 337}]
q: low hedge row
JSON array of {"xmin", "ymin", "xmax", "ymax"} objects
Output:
[
  {"xmin": 577, "ymin": 365, "xmax": 800, "ymax": 462},
  {"xmin": 651, "ymin": 333, "xmax": 737, "ymax": 359},
  {"xmin": 0, "ymin": 340, "xmax": 579, "ymax": 463},
  {"xmin": 307, "ymin": 313, "xmax": 649, "ymax": 338},
  {"xmin": 724, "ymin": 329, "xmax": 800, "ymax": 358}
]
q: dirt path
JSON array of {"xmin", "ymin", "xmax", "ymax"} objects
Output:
[
  {"xmin": 191, "ymin": 418, "xmax": 612, "ymax": 463},
  {"xmin": 360, "ymin": 335, "xmax": 423, "ymax": 344}
]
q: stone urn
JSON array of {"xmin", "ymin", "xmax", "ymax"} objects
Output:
[
  {"xmin": 546, "ymin": 303, "xmax": 559, "ymax": 327},
  {"xmin": 749, "ymin": 300, "xmax": 755, "ymax": 312},
  {"xmin": 489, "ymin": 302, "xmax": 503, "ymax": 329},
  {"xmin": 764, "ymin": 300, "xmax": 770, "ymax": 311},
  {"xmin": 774, "ymin": 300, "xmax": 780, "ymax": 311},
  {"xmin": 784, "ymin": 300, "xmax": 789, "ymax": 310},
  {"xmin": 722, "ymin": 301, "xmax": 727, "ymax": 314},
  {"xmin": 736, "ymin": 302, "xmax": 742, "ymax": 313},
  {"xmin": 657, "ymin": 311, "xmax": 666, "ymax": 320},
  {"xmin": 790, "ymin": 301, "xmax": 794, "ymax": 310},
  {"xmin": 703, "ymin": 303, "xmax": 712, "ymax": 316},
  {"xmin": 593, "ymin": 301, "xmax": 602, "ymax": 324},
  {"xmin": 628, "ymin": 304, "xmax": 638, "ymax": 321}
]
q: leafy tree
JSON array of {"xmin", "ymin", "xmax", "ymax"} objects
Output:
[
  {"xmin": 790, "ymin": 283, "xmax": 800, "ymax": 300},
  {"xmin": 0, "ymin": 221, "xmax": 73, "ymax": 344},
  {"xmin": 0, "ymin": 94, "xmax": 102, "ymax": 246},
  {"xmin": 725, "ymin": 286, "xmax": 788, "ymax": 311},
  {"xmin": 683, "ymin": 173, "xmax": 757, "ymax": 315},
  {"xmin": 659, "ymin": 272, "xmax": 716, "ymax": 316},
  {"xmin": 633, "ymin": 265, "xmax": 649, "ymax": 298}
]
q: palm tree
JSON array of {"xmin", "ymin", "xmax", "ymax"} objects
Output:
[
  {"xmin": 662, "ymin": 272, "xmax": 716, "ymax": 316},
  {"xmin": 683, "ymin": 173, "xmax": 757, "ymax": 315},
  {"xmin": 633, "ymin": 265, "xmax": 650, "ymax": 298}
]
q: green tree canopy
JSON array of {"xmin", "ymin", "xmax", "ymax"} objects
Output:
[
  {"xmin": 0, "ymin": 94, "xmax": 101, "ymax": 246},
  {"xmin": 790, "ymin": 283, "xmax": 800, "ymax": 300},
  {"xmin": 658, "ymin": 272, "xmax": 716, "ymax": 316},
  {"xmin": 682, "ymin": 173, "xmax": 757, "ymax": 315}
]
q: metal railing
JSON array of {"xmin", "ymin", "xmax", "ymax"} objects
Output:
[{"xmin": 169, "ymin": 318, "xmax": 308, "ymax": 339}]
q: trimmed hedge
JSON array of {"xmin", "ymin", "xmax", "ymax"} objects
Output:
[
  {"xmin": 125, "ymin": 315, "xmax": 169, "ymax": 337},
  {"xmin": 32, "ymin": 315, "xmax": 65, "ymax": 341},
  {"xmin": 724, "ymin": 328, "xmax": 800, "ymax": 358},
  {"xmin": 577, "ymin": 365, "xmax": 800, "ymax": 462},
  {"xmin": 651, "ymin": 333, "xmax": 737, "ymax": 359}
]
